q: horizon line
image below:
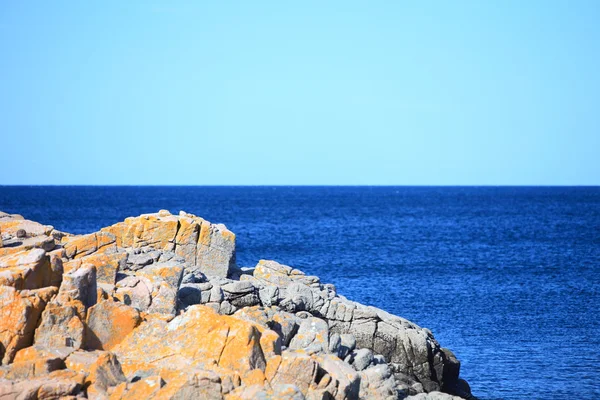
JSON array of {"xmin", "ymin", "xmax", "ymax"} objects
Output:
[{"xmin": 1, "ymin": 184, "xmax": 599, "ymax": 188}]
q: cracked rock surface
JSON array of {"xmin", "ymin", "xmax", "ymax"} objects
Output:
[{"xmin": 0, "ymin": 210, "xmax": 476, "ymax": 399}]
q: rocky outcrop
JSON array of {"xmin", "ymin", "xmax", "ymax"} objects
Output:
[
  {"xmin": 99, "ymin": 210, "xmax": 236, "ymax": 278},
  {"xmin": 0, "ymin": 210, "xmax": 476, "ymax": 399}
]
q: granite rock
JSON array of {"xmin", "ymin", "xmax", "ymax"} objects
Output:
[{"xmin": 0, "ymin": 210, "xmax": 474, "ymax": 400}]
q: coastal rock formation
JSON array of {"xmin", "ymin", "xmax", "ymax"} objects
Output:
[{"xmin": 0, "ymin": 210, "xmax": 475, "ymax": 399}]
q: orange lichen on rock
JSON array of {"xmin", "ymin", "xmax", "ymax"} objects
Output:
[
  {"xmin": 0, "ymin": 248, "xmax": 54, "ymax": 290},
  {"xmin": 241, "ymin": 368, "xmax": 266, "ymax": 387},
  {"xmin": 113, "ymin": 305, "xmax": 266, "ymax": 379},
  {"xmin": 101, "ymin": 213, "xmax": 179, "ymax": 251},
  {"xmin": 85, "ymin": 351, "xmax": 127, "ymax": 397},
  {"xmin": 62, "ymin": 251, "xmax": 125, "ymax": 284},
  {"xmin": 0, "ymin": 215, "xmax": 53, "ymax": 237},
  {"xmin": 101, "ymin": 210, "xmax": 236, "ymax": 278},
  {"xmin": 85, "ymin": 300, "xmax": 141, "ymax": 351},
  {"xmin": 63, "ymin": 232, "xmax": 117, "ymax": 260},
  {"xmin": 109, "ymin": 375, "xmax": 165, "ymax": 399},
  {"xmin": 4, "ymin": 346, "xmax": 74, "ymax": 380},
  {"xmin": 0, "ymin": 285, "xmax": 57, "ymax": 365}
]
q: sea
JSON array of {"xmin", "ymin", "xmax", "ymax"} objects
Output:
[{"xmin": 0, "ymin": 186, "xmax": 598, "ymax": 400}]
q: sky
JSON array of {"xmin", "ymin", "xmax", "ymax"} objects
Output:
[{"xmin": 1, "ymin": 1, "xmax": 599, "ymax": 185}]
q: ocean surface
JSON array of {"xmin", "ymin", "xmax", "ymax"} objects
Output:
[{"xmin": 1, "ymin": 186, "xmax": 599, "ymax": 399}]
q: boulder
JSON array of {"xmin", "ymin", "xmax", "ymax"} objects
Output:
[
  {"xmin": 315, "ymin": 354, "xmax": 360, "ymax": 400},
  {"xmin": 350, "ymin": 348, "xmax": 374, "ymax": 371},
  {"xmin": 222, "ymin": 280, "xmax": 259, "ymax": 308},
  {"xmin": 266, "ymin": 351, "xmax": 319, "ymax": 396},
  {"xmin": 63, "ymin": 231, "xmax": 117, "ymax": 259},
  {"xmin": 109, "ymin": 375, "xmax": 165, "ymax": 399},
  {"xmin": 34, "ymin": 302, "xmax": 86, "ymax": 349},
  {"xmin": 112, "ymin": 305, "xmax": 266, "ymax": 378},
  {"xmin": 85, "ymin": 300, "xmax": 141, "ymax": 351},
  {"xmin": 56, "ymin": 263, "xmax": 97, "ymax": 309},
  {"xmin": 0, "ymin": 286, "xmax": 57, "ymax": 365},
  {"xmin": 149, "ymin": 369, "xmax": 222, "ymax": 400},
  {"xmin": 101, "ymin": 210, "xmax": 236, "ymax": 278},
  {"xmin": 0, "ymin": 213, "xmax": 54, "ymax": 238},
  {"xmin": 63, "ymin": 251, "xmax": 126, "ymax": 285},
  {"xmin": 359, "ymin": 363, "xmax": 402, "ymax": 399},
  {"xmin": 0, "ymin": 345, "xmax": 72, "ymax": 380},
  {"xmin": 119, "ymin": 261, "xmax": 184, "ymax": 316},
  {"xmin": 259, "ymin": 329, "xmax": 282, "ymax": 360},
  {"xmin": 0, "ymin": 373, "xmax": 83, "ymax": 399},
  {"xmin": 114, "ymin": 275, "xmax": 153, "ymax": 311},
  {"xmin": 0, "ymin": 248, "xmax": 55, "ymax": 290},
  {"xmin": 86, "ymin": 351, "xmax": 127, "ymax": 397},
  {"xmin": 289, "ymin": 317, "xmax": 329, "ymax": 354}
]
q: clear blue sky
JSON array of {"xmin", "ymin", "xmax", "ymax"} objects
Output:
[{"xmin": 1, "ymin": 1, "xmax": 599, "ymax": 185}]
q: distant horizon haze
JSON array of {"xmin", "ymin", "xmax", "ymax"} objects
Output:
[{"xmin": 1, "ymin": 1, "xmax": 599, "ymax": 185}]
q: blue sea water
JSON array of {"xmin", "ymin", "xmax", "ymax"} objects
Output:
[{"xmin": 1, "ymin": 186, "xmax": 599, "ymax": 400}]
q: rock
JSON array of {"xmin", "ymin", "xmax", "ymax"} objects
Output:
[
  {"xmin": 440, "ymin": 348, "xmax": 462, "ymax": 394},
  {"xmin": 267, "ymin": 351, "xmax": 319, "ymax": 396},
  {"xmin": 0, "ymin": 248, "xmax": 55, "ymax": 290},
  {"xmin": 109, "ymin": 375, "xmax": 165, "ymax": 399},
  {"xmin": 131, "ymin": 261, "xmax": 184, "ymax": 316},
  {"xmin": 63, "ymin": 251, "xmax": 126, "ymax": 285},
  {"xmin": 152, "ymin": 369, "xmax": 223, "ymax": 399},
  {"xmin": 101, "ymin": 211, "xmax": 236, "ymax": 278},
  {"xmin": 359, "ymin": 363, "xmax": 401, "ymax": 399},
  {"xmin": 16, "ymin": 229, "xmax": 27, "ymax": 239},
  {"xmin": 136, "ymin": 262, "xmax": 184, "ymax": 289},
  {"xmin": 85, "ymin": 300, "xmax": 141, "ymax": 351},
  {"xmin": 338, "ymin": 334, "xmax": 356, "ymax": 359},
  {"xmin": 373, "ymin": 354, "xmax": 386, "ymax": 365},
  {"xmin": 315, "ymin": 354, "xmax": 360, "ymax": 400},
  {"xmin": 113, "ymin": 305, "xmax": 266, "ymax": 378},
  {"xmin": 0, "ymin": 213, "xmax": 53, "ymax": 238},
  {"xmin": 34, "ymin": 302, "xmax": 86, "ymax": 349},
  {"xmin": 271, "ymin": 310, "xmax": 300, "ymax": 347},
  {"xmin": 252, "ymin": 259, "xmax": 459, "ymax": 392},
  {"xmin": 0, "ymin": 210, "xmax": 474, "ymax": 399},
  {"xmin": 350, "ymin": 348, "xmax": 374, "ymax": 371},
  {"xmin": 0, "ymin": 286, "xmax": 57, "ymax": 365},
  {"xmin": 114, "ymin": 262, "xmax": 184, "ymax": 318},
  {"xmin": 65, "ymin": 349, "xmax": 109, "ymax": 373},
  {"xmin": 177, "ymin": 283, "xmax": 204, "ymax": 307},
  {"xmin": 114, "ymin": 275, "xmax": 152, "ymax": 311},
  {"xmin": 271, "ymin": 384, "xmax": 306, "ymax": 400},
  {"xmin": 47, "ymin": 249, "xmax": 64, "ymax": 288},
  {"xmin": 86, "ymin": 351, "xmax": 127, "ymax": 397},
  {"xmin": 57, "ymin": 263, "xmax": 97, "ymax": 309},
  {"xmin": 259, "ymin": 284, "xmax": 279, "ymax": 307},
  {"xmin": 289, "ymin": 317, "xmax": 329, "ymax": 354},
  {"xmin": 0, "ymin": 373, "xmax": 83, "ymax": 399},
  {"xmin": 126, "ymin": 252, "xmax": 154, "ymax": 269},
  {"xmin": 253, "ymin": 260, "xmax": 295, "ymax": 285},
  {"xmin": 233, "ymin": 306, "xmax": 300, "ymax": 348},
  {"xmin": 260, "ymin": 329, "xmax": 282, "ymax": 360},
  {"xmin": 147, "ymin": 280, "xmax": 179, "ymax": 316},
  {"xmin": 0, "ymin": 345, "xmax": 71, "ymax": 380},
  {"xmin": 63, "ymin": 231, "xmax": 117, "ymax": 259},
  {"xmin": 222, "ymin": 280, "xmax": 260, "ymax": 308}
]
